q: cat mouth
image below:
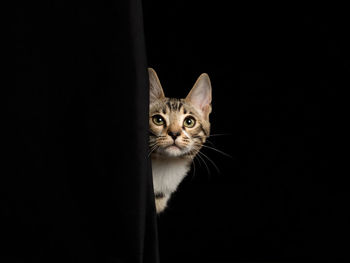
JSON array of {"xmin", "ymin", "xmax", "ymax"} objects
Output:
[
  {"xmin": 166, "ymin": 145, "xmax": 181, "ymax": 151},
  {"xmin": 166, "ymin": 142, "xmax": 182, "ymax": 150},
  {"xmin": 163, "ymin": 143, "xmax": 185, "ymax": 156}
]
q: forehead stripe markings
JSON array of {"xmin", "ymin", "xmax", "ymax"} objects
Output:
[
  {"xmin": 171, "ymin": 100, "xmax": 178, "ymax": 110},
  {"xmin": 178, "ymin": 102, "xmax": 183, "ymax": 111},
  {"xmin": 166, "ymin": 101, "xmax": 172, "ymax": 111}
]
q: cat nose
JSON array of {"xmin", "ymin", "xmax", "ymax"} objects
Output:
[{"xmin": 168, "ymin": 131, "xmax": 181, "ymax": 140}]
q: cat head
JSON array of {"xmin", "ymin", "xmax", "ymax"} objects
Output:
[{"xmin": 149, "ymin": 68, "xmax": 212, "ymax": 158}]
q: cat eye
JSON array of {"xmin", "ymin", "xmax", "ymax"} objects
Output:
[
  {"xmin": 183, "ymin": 116, "xmax": 196, "ymax": 128},
  {"xmin": 152, "ymin": 115, "xmax": 165, "ymax": 126}
]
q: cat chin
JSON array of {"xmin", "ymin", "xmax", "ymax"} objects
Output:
[
  {"xmin": 164, "ymin": 146, "xmax": 184, "ymax": 157},
  {"xmin": 159, "ymin": 145, "xmax": 187, "ymax": 157}
]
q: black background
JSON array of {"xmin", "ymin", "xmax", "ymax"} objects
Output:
[
  {"xmin": 144, "ymin": 2, "xmax": 349, "ymax": 262},
  {"xmin": 6, "ymin": 1, "xmax": 349, "ymax": 262}
]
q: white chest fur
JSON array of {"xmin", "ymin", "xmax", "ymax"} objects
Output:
[{"xmin": 151, "ymin": 156, "xmax": 191, "ymax": 195}]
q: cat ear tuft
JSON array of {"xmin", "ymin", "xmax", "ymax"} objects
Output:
[
  {"xmin": 186, "ymin": 73, "xmax": 212, "ymax": 118},
  {"xmin": 148, "ymin": 68, "xmax": 165, "ymax": 104}
]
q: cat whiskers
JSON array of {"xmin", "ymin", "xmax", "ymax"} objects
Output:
[
  {"xmin": 194, "ymin": 151, "xmax": 211, "ymax": 179},
  {"xmin": 204, "ymin": 138, "xmax": 215, "ymax": 147},
  {"xmin": 191, "ymin": 140, "xmax": 233, "ymax": 177},
  {"xmin": 208, "ymin": 133, "xmax": 232, "ymax": 137},
  {"xmin": 190, "ymin": 154, "xmax": 197, "ymax": 180},
  {"xmin": 189, "ymin": 145, "xmax": 212, "ymax": 178},
  {"xmin": 148, "ymin": 143, "xmax": 159, "ymax": 157},
  {"xmin": 196, "ymin": 150, "xmax": 220, "ymax": 174},
  {"xmin": 199, "ymin": 144, "xmax": 232, "ymax": 158}
]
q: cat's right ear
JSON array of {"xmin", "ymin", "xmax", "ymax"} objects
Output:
[{"xmin": 148, "ymin": 68, "xmax": 165, "ymax": 104}]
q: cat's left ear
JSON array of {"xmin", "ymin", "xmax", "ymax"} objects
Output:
[{"xmin": 186, "ymin": 73, "xmax": 212, "ymax": 118}]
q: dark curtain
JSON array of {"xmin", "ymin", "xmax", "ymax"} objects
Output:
[{"xmin": 4, "ymin": 1, "xmax": 159, "ymax": 262}]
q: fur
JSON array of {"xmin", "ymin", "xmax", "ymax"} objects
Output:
[{"xmin": 148, "ymin": 68, "xmax": 212, "ymax": 213}]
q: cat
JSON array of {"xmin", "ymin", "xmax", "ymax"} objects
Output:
[{"xmin": 148, "ymin": 68, "xmax": 212, "ymax": 213}]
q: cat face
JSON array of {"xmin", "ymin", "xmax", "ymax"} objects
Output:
[{"xmin": 149, "ymin": 68, "xmax": 212, "ymax": 158}]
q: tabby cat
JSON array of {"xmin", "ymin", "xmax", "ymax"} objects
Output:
[{"xmin": 148, "ymin": 68, "xmax": 212, "ymax": 213}]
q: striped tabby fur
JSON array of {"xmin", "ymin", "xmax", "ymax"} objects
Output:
[{"xmin": 148, "ymin": 68, "xmax": 212, "ymax": 213}]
